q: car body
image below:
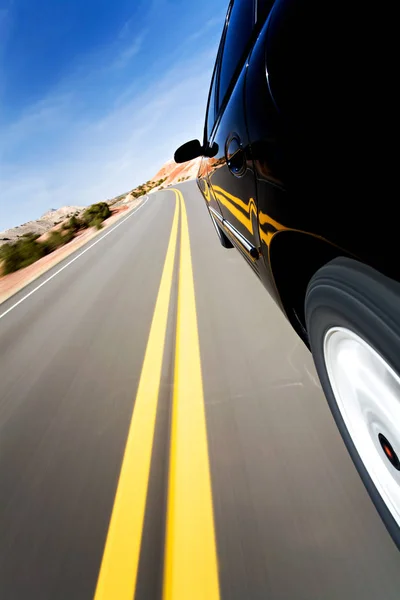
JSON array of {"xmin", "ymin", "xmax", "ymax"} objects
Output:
[{"xmin": 175, "ymin": 0, "xmax": 400, "ymax": 548}]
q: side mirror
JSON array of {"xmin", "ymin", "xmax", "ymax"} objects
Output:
[{"xmin": 174, "ymin": 139, "xmax": 203, "ymax": 163}]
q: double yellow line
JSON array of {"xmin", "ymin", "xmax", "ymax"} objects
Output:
[{"xmin": 94, "ymin": 189, "xmax": 220, "ymax": 600}]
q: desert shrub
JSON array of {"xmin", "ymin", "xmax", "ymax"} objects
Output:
[
  {"xmin": 92, "ymin": 217, "xmax": 103, "ymax": 230},
  {"xmin": 0, "ymin": 245, "xmax": 7, "ymax": 261},
  {"xmin": 0, "ymin": 218, "xmax": 80, "ymax": 276},
  {"xmin": 68, "ymin": 215, "xmax": 83, "ymax": 232},
  {"xmin": 82, "ymin": 202, "xmax": 111, "ymax": 228},
  {"xmin": 2, "ymin": 236, "xmax": 47, "ymax": 274},
  {"xmin": 62, "ymin": 229, "xmax": 76, "ymax": 244},
  {"xmin": 44, "ymin": 230, "xmax": 65, "ymax": 252}
]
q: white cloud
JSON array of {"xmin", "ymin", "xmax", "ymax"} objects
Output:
[
  {"xmin": 0, "ymin": 49, "xmax": 214, "ymax": 230},
  {"xmin": 0, "ymin": 0, "xmax": 225, "ymax": 231},
  {"xmin": 187, "ymin": 16, "xmax": 225, "ymax": 44},
  {"xmin": 112, "ymin": 32, "xmax": 147, "ymax": 69},
  {"xmin": 118, "ymin": 18, "xmax": 133, "ymax": 40}
]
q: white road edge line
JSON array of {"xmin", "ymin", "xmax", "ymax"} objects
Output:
[{"xmin": 0, "ymin": 195, "xmax": 150, "ymax": 321}]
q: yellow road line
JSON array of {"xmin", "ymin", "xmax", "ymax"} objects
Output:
[
  {"xmin": 163, "ymin": 189, "xmax": 220, "ymax": 600},
  {"xmin": 94, "ymin": 197, "xmax": 180, "ymax": 600}
]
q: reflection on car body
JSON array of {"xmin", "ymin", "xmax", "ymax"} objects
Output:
[{"xmin": 175, "ymin": 0, "xmax": 400, "ymax": 550}]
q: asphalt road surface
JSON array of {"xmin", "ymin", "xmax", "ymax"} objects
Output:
[{"xmin": 1, "ymin": 181, "xmax": 400, "ymax": 600}]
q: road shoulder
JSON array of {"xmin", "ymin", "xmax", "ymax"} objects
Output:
[{"xmin": 0, "ymin": 197, "xmax": 146, "ymax": 306}]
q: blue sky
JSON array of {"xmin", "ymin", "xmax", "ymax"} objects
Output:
[{"xmin": 0, "ymin": 0, "xmax": 227, "ymax": 230}]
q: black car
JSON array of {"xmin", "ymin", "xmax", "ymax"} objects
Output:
[{"xmin": 175, "ymin": 0, "xmax": 400, "ymax": 548}]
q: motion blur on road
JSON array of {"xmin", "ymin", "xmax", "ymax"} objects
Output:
[{"xmin": 1, "ymin": 182, "xmax": 399, "ymax": 599}]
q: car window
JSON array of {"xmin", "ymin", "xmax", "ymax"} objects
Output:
[
  {"xmin": 218, "ymin": 0, "xmax": 255, "ymax": 110},
  {"xmin": 206, "ymin": 71, "xmax": 217, "ymax": 141}
]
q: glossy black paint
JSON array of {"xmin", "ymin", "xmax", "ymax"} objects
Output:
[
  {"xmin": 177, "ymin": 0, "xmax": 398, "ymax": 342},
  {"xmin": 208, "ymin": 66, "xmax": 262, "ymax": 273}
]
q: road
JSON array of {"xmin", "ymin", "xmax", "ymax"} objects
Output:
[{"xmin": 1, "ymin": 181, "xmax": 399, "ymax": 600}]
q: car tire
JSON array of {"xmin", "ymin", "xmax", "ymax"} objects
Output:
[{"xmin": 305, "ymin": 257, "xmax": 400, "ymax": 549}]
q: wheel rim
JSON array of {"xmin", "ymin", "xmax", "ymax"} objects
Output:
[{"xmin": 324, "ymin": 326, "xmax": 400, "ymax": 527}]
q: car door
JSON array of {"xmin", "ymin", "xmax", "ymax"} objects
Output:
[{"xmin": 207, "ymin": 0, "xmax": 261, "ymax": 270}]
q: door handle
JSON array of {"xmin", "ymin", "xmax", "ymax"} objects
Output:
[{"xmin": 226, "ymin": 134, "xmax": 246, "ymax": 177}]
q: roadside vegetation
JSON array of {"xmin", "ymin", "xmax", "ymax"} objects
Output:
[
  {"xmin": 0, "ymin": 178, "xmax": 167, "ymax": 277},
  {"xmin": 0, "ymin": 234, "xmax": 47, "ymax": 275},
  {"xmin": 129, "ymin": 177, "xmax": 168, "ymax": 199},
  {"xmin": 0, "ymin": 203, "xmax": 112, "ymax": 275}
]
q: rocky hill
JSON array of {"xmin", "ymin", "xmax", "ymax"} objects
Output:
[
  {"xmin": 0, "ymin": 206, "xmax": 84, "ymax": 247},
  {"xmin": 151, "ymin": 156, "xmax": 201, "ymax": 187},
  {"xmin": 0, "ymin": 155, "xmax": 201, "ymax": 247}
]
